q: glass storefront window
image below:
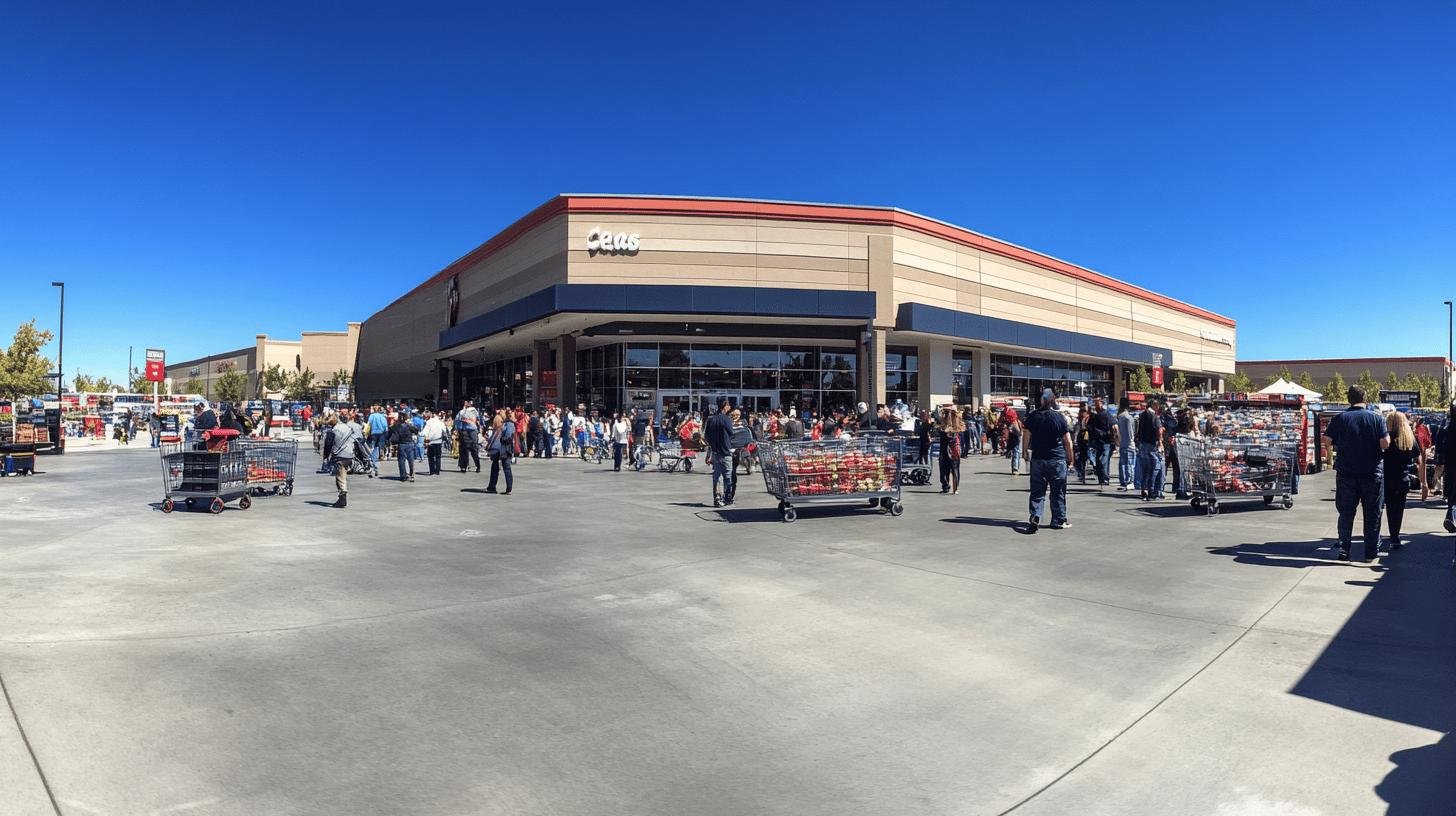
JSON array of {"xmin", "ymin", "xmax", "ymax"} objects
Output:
[
  {"xmin": 740, "ymin": 346, "xmax": 779, "ymax": 368},
  {"xmin": 780, "ymin": 346, "xmax": 819, "ymax": 369},
  {"xmin": 692, "ymin": 368, "xmax": 742, "ymax": 390},
  {"xmin": 625, "ymin": 368, "xmax": 657, "ymax": 389},
  {"xmin": 821, "ymin": 351, "xmax": 857, "ymax": 372},
  {"xmin": 659, "ymin": 343, "xmax": 690, "ymax": 367},
  {"xmin": 658, "ymin": 368, "xmax": 689, "ymax": 389},
  {"xmin": 743, "ymin": 369, "xmax": 779, "ymax": 390},
  {"xmin": 689, "ymin": 344, "xmax": 741, "ymax": 368},
  {"xmin": 990, "ymin": 353, "xmax": 1113, "ymax": 399},
  {"xmin": 625, "ymin": 343, "xmax": 659, "ymax": 367},
  {"xmin": 821, "ymin": 370, "xmax": 855, "ymax": 390}
]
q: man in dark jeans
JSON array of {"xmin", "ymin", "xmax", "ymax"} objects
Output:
[
  {"xmin": 1024, "ymin": 389, "xmax": 1074, "ymax": 532},
  {"xmin": 1084, "ymin": 397, "xmax": 1116, "ymax": 488},
  {"xmin": 1321, "ymin": 386, "xmax": 1390, "ymax": 561}
]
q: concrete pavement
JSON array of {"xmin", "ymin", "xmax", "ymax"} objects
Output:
[{"xmin": 0, "ymin": 443, "xmax": 1450, "ymax": 814}]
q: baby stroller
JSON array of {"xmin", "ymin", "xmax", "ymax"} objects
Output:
[{"xmin": 346, "ymin": 435, "xmax": 379, "ymax": 478}]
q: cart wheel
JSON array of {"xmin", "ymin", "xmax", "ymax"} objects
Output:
[
  {"xmin": 682, "ymin": 459, "xmax": 693, "ymax": 473},
  {"xmin": 239, "ymin": 495, "xmax": 251, "ymax": 510},
  {"xmin": 1207, "ymin": 501, "xmax": 1219, "ymax": 517},
  {"xmin": 888, "ymin": 500, "xmax": 904, "ymax": 517},
  {"xmin": 777, "ymin": 501, "xmax": 787, "ymax": 513},
  {"xmin": 782, "ymin": 507, "xmax": 797, "ymax": 523},
  {"xmin": 1282, "ymin": 496, "xmax": 1293, "ymax": 510},
  {"xmin": 161, "ymin": 498, "xmax": 174, "ymax": 513},
  {"xmin": 283, "ymin": 482, "xmax": 293, "ymax": 496},
  {"xmin": 1191, "ymin": 497, "xmax": 1203, "ymax": 509},
  {"xmin": 185, "ymin": 498, "xmax": 196, "ymax": 509},
  {"xmin": 209, "ymin": 498, "xmax": 225, "ymax": 514}
]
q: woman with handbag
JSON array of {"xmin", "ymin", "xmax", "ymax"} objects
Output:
[
  {"xmin": 938, "ymin": 406, "xmax": 964, "ymax": 494},
  {"xmin": 485, "ymin": 410, "xmax": 515, "ymax": 495}
]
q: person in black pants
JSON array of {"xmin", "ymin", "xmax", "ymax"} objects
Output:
[
  {"xmin": 1321, "ymin": 386, "xmax": 1391, "ymax": 561},
  {"xmin": 485, "ymin": 412, "xmax": 515, "ymax": 495},
  {"xmin": 937, "ymin": 406, "xmax": 963, "ymax": 494},
  {"xmin": 915, "ymin": 410, "xmax": 932, "ymax": 466},
  {"xmin": 1380, "ymin": 411, "xmax": 1427, "ymax": 551}
]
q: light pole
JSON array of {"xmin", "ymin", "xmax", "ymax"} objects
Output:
[
  {"xmin": 1445, "ymin": 300, "xmax": 1452, "ymax": 405},
  {"xmin": 51, "ymin": 282, "xmax": 64, "ymax": 396}
]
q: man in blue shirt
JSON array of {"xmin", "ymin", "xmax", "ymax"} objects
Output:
[
  {"xmin": 705, "ymin": 398, "xmax": 736, "ymax": 507},
  {"xmin": 367, "ymin": 405, "xmax": 389, "ymax": 465},
  {"xmin": 1024, "ymin": 389, "xmax": 1074, "ymax": 532},
  {"xmin": 1321, "ymin": 385, "xmax": 1390, "ymax": 561}
]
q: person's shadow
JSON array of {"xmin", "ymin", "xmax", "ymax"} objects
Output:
[
  {"xmin": 1376, "ymin": 732, "xmax": 1454, "ymax": 814},
  {"xmin": 941, "ymin": 516, "xmax": 1038, "ymax": 535}
]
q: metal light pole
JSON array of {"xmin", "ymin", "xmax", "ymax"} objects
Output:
[
  {"xmin": 128, "ymin": 345, "xmax": 133, "ymax": 391},
  {"xmin": 1445, "ymin": 300, "xmax": 1452, "ymax": 405},
  {"xmin": 51, "ymin": 282, "xmax": 64, "ymax": 396}
]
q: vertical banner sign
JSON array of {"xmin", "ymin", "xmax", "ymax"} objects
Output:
[
  {"xmin": 144, "ymin": 345, "xmax": 166, "ymax": 381},
  {"xmin": 1151, "ymin": 367, "xmax": 1164, "ymax": 387},
  {"xmin": 144, "ymin": 348, "xmax": 166, "ymax": 382}
]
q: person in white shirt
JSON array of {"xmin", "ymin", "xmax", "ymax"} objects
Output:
[
  {"xmin": 421, "ymin": 410, "xmax": 448, "ymax": 475},
  {"xmin": 543, "ymin": 408, "xmax": 562, "ymax": 458},
  {"xmin": 610, "ymin": 413, "xmax": 631, "ymax": 472}
]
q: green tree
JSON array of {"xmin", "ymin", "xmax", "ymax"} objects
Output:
[
  {"xmin": 1385, "ymin": 371, "xmax": 1402, "ymax": 393},
  {"xmin": 1226, "ymin": 370, "xmax": 1254, "ymax": 393},
  {"xmin": 1296, "ymin": 371, "xmax": 1317, "ymax": 392},
  {"xmin": 93, "ymin": 376, "xmax": 116, "ymax": 393},
  {"xmin": 1129, "ymin": 365, "xmax": 1152, "ymax": 391},
  {"xmin": 1262, "ymin": 374, "xmax": 1279, "ymax": 387},
  {"xmin": 1278, "ymin": 365, "xmax": 1294, "ymax": 382},
  {"xmin": 129, "ymin": 368, "xmax": 153, "ymax": 393},
  {"xmin": 285, "ymin": 368, "xmax": 316, "ymax": 400},
  {"xmin": 325, "ymin": 368, "xmax": 352, "ymax": 387},
  {"xmin": 1416, "ymin": 374, "xmax": 1443, "ymax": 408},
  {"xmin": 182, "ymin": 377, "xmax": 205, "ymax": 395},
  {"xmin": 72, "ymin": 371, "xmax": 97, "ymax": 392},
  {"xmin": 0, "ymin": 320, "xmax": 56, "ymax": 399},
  {"xmin": 1325, "ymin": 372, "xmax": 1348, "ymax": 403},
  {"xmin": 1356, "ymin": 370, "xmax": 1381, "ymax": 403},
  {"xmin": 260, "ymin": 363, "xmax": 289, "ymax": 395},
  {"xmin": 215, "ymin": 369, "xmax": 248, "ymax": 403},
  {"xmin": 1169, "ymin": 370, "xmax": 1189, "ymax": 394}
]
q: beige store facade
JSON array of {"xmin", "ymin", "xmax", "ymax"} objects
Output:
[
  {"xmin": 167, "ymin": 323, "xmax": 361, "ymax": 401},
  {"xmin": 355, "ymin": 195, "xmax": 1236, "ymax": 415}
]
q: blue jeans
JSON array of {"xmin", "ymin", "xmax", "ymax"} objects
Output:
[
  {"xmin": 1137, "ymin": 442, "xmax": 1165, "ymax": 496},
  {"xmin": 712, "ymin": 453, "xmax": 735, "ymax": 501},
  {"xmin": 487, "ymin": 454, "xmax": 513, "ymax": 492},
  {"xmin": 396, "ymin": 447, "xmax": 415, "ymax": 481},
  {"xmin": 1008, "ymin": 441, "xmax": 1022, "ymax": 473},
  {"xmin": 1029, "ymin": 457, "xmax": 1068, "ymax": 524},
  {"xmin": 370, "ymin": 435, "xmax": 385, "ymax": 464},
  {"xmin": 1335, "ymin": 473, "xmax": 1382, "ymax": 555},
  {"xmin": 1087, "ymin": 442, "xmax": 1111, "ymax": 485},
  {"xmin": 1118, "ymin": 445, "xmax": 1137, "ymax": 488}
]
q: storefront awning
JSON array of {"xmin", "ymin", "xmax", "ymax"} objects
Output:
[
  {"xmin": 440, "ymin": 284, "xmax": 876, "ymax": 352},
  {"xmin": 895, "ymin": 302, "xmax": 1173, "ymax": 367}
]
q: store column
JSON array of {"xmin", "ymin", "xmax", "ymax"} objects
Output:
[
  {"xmin": 973, "ymin": 348, "xmax": 992, "ymax": 408},
  {"xmin": 859, "ymin": 326, "xmax": 888, "ymax": 407},
  {"xmin": 557, "ymin": 334, "xmax": 577, "ymax": 408},
  {"xmin": 531, "ymin": 340, "xmax": 551, "ymax": 408},
  {"xmin": 918, "ymin": 339, "xmax": 953, "ymax": 411}
]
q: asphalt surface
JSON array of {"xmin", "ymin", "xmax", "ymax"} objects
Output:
[{"xmin": 0, "ymin": 436, "xmax": 1451, "ymax": 815}]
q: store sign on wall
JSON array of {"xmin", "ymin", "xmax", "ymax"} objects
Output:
[{"xmin": 586, "ymin": 226, "xmax": 640, "ymax": 255}]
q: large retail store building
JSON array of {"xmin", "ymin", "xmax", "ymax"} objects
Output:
[{"xmin": 356, "ymin": 195, "xmax": 1236, "ymax": 415}]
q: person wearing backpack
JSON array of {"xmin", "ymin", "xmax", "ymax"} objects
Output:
[{"xmin": 1135, "ymin": 398, "xmax": 1166, "ymax": 501}]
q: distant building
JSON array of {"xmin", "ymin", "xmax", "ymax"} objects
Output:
[
  {"xmin": 166, "ymin": 323, "xmax": 360, "ymax": 401},
  {"xmin": 1236, "ymin": 357, "xmax": 1454, "ymax": 398}
]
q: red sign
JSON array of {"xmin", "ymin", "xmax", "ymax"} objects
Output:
[
  {"xmin": 538, "ymin": 370, "xmax": 558, "ymax": 402},
  {"xmin": 1150, "ymin": 367, "xmax": 1164, "ymax": 387},
  {"xmin": 145, "ymin": 349, "xmax": 166, "ymax": 383}
]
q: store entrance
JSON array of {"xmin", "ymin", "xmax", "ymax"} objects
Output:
[{"xmin": 657, "ymin": 390, "xmax": 777, "ymax": 421}]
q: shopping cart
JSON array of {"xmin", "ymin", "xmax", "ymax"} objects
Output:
[
  {"xmin": 898, "ymin": 438, "xmax": 933, "ymax": 486},
  {"xmin": 1176, "ymin": 434, "xmax": 1297, "ymax": 516},
  {"xmin": 655, "ymin": 439, "xmax": 696, "ymax": 473},
  {"xmin": 159, "ymin": 440, "xmax": 249, "ymax": 514},
  {"xmin": 238, "ymin": 437, "xmax": 298, "ymax": 496},
  {"xmin": 758, "ymin": 435, "xmax": 904, "ymax": 522}
]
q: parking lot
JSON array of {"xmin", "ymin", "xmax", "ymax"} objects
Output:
[{"xmin": 0, "ymin": 440, "xmax": 1451, "ymax": 815}]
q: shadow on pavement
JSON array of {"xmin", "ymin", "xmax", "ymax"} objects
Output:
[
  {"xmin": 1213, "ymin": 531, "xmax": 1456, "ymax": 813},
  {"xmin": 940, "ymin": 516, "xmax": 1037, "ymax": 535}
]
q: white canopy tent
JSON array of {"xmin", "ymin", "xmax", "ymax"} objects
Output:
[{"xmin": 1256, "ymin": 378, "xmax": 1323, "ymax": 399}]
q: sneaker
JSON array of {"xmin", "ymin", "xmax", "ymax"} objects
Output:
[
  {"xmin": 1390, "ymin": 538, "xmax": 1406, "ymax": 550},
  {"xmin": 1337, "ymin": 546, "xmax": 1350, "ymax": 561},
  {"xmin": 1028, "ymin": 514, "xmax": 1039, "ymax": 533},
  {"xmin": 1445, "ymin": 515, "xmax": 1456, "ymax": 534},
  {"xmin": 1117, "ymin": 486, "xmax": 1128, "ymax": 492},
  {"xmin": 1049, "ymin": 520, "xmax": 1071, "ymax": 530}
]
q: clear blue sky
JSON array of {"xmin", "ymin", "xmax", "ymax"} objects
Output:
[{"xmin": 2, "ymin": 1, "xmax": 1453, "ymax": 387}]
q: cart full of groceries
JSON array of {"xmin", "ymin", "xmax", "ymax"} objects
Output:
[
  {"xmin": 1175, "ymin": 433, "xmax": 1298, "ymax": 516},
  {"xmin": 238, "ymin": 437, "xmax": 298, "ymax": 496},
  {"xmin": 758, "ymin": 435, "xmax": 904, "ymax": 522}
]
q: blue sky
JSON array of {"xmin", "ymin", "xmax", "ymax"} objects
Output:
[{"xmin": 2, "ymin": 2, "xmax": 1453, "ymax": 387}]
